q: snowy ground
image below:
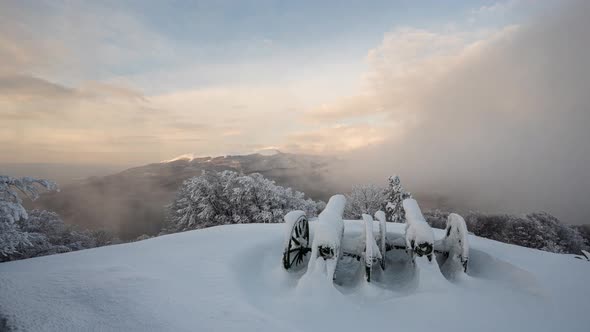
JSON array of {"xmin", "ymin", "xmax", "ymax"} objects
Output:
[{"xmin": 1, "ymin": 221, "xmax": 589, "ymax": 331}]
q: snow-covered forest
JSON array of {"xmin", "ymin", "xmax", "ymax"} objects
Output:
[
  {"xmin": 1, "ymin": 171, "xmax": 589, "ymax": 263},
  {"xmin": 165, "ymin": 172, "xmax": 590, "ymax": 255},
  {"xmin": 0, "ymin": 176, "xmax": 118, "ymax": 262},
  {"xmin": 342, "ymin": 176, "xmax": 590, "ymax": 254},
  {"xmin": 166, "ymin": 170, "xmax": 324, "ymax": 232},
  {"xmin": 425, "ymin": 210, "xmax": 587, "ymax": 254}
]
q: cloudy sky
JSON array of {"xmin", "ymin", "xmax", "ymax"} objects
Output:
[
  {"xmin": 0, "ymin": 0, "xmax": 565, "ymax": 165},
  {"xmin": 2, "ymin": 0, "xmax": 590, "ymax": 223}
]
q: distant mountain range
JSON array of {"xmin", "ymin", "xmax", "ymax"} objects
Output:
[
  {"xmin": 32, "ymin": 152, "xmax": 337, "ymax": 240},
  {"xmin": 0, "ymin": 163, "xmax": 123, "ymax": 185}
]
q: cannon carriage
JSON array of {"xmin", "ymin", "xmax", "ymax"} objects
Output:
[{"xmin": 282, "ymin": 195, "xmax": 469, "ymax": 284}]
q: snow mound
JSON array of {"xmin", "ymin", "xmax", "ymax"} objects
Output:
[
  {"xmin": 313, "ymin": 195, "xmax": 346, "ymax": 250},
  {"xmin": 362, "ymin": 214, "xmax": 381, "ymax": 264},
  {"xmin": 374, "ymin": 210, "xmax": 387, "ymax": 262},
  {"xmin": 306, "ymin": 195, "xmax": 346, "ymax": 281},
  {"xmin": 374, "ymin": 210, "xmax": 386, "ymax": 223},
  {"xmin": 318, "ymin": 194, "xmax": 346, "ymax": 222},
  {"xmin": 403, "ymin": 198, "xmax": 434, "ymax": 249},
  {"xmin": 443, "ymin": 213, "xmax": 469, "ymax": 260},
  {"xmin": 1, "ymin": 222, "xmax": 589, "ymax": 332}
]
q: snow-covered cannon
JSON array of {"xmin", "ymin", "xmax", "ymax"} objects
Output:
[
  {"xmin": 282, "ymin": 195, "xmax": 386, "ymax": 282},
  {"xmin": 403, "ymin": 198, "xmax": 435, "ymax": 261},
  {"xmin": 435, "ymin": 213, "xmax": 469, "ymax": 273},
  {"xmin": 403, "ymin": 198, "xmax": 470, "ymax": 273},
  {"xmin": 281, "ymin": 194, "xmax": 470, "ymax": 284},
  {"xmin": 361, "ymin": 214, "xmax": 382, "ymax": 282},
  {"xmin": 375, "ymin": 210, "xmax": 387, "ymax": 270},
  {"xmin": 308, "ymin": 194, "xmax": 346, "ymax": 280}
]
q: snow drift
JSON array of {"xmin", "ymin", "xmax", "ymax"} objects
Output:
[{"xmin": 0, "ymin": 222, "xmax": 589, "ymax": 332}]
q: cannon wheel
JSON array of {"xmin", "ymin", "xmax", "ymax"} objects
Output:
[{"xmin": 282, "ymin": 215, "xmax": 311, "ymax": 270}]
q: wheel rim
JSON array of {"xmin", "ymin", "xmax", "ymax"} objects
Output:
[{"xmin": 282, "ymin": 216, "xmax": 310, "ymax": 270}]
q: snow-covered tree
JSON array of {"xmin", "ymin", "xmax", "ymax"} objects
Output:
[
  {"xmin": 0, "ymin": 176, "xmax": 57, "ymax": 260},
  {"xmin": 1, "ymin": 176, "xmax": 119, "ymax": 262},
  {"xmin": 344, "ymin": 184, "xmax": 385, "ymax": 219},
  {"xmin": 12, "ymin": 209, "xmax": 119, "ymax": 260},
  {"xmin": 16, "ymin": 210, "xmax": 70, "ymax": 258},
  {"xmin": 19, "ymin": 210, "xmax": 67, "ymax": 239},
  {"xmin": 462, "ymin": 211, "xmax": 588, "ymax": 254},
  {"xmin": 525, "ymin": 212, "xmax": 586, "ymax": 254},
  {"xmin": 465, "ymin": 212, "xmax": 508, "ymax": 242},
  {"xmin": 505, "ymin": 215, "xmax": 546, "ymax": 250},
  {"xmin": 167, "ymin": 171, "xmax": 324, "ymax": 232},
  {"xmin": 134, "ymin": 234, "xmax": 152, "ymax": 242},
  {"xmin": 574, "ymin": 225, "xmax": 590, "ymax": 250},
  {"xmin": 423, "ymin": 209, "xmax": 450, "ymax": 229},
  {"xmin": 383, "ymin": 175, "xmax": 412, "ymax": 222},
  {"xmin": 91, "ymin": 229, "xmax": 120, "ymax": 247}
]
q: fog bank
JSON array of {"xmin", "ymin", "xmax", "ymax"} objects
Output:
[{"xmin": 328, "ymin": 2, "xmax": 590, "ymax": 224}]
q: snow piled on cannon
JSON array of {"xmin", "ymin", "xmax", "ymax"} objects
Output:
[
  {"xmin": 402, "ymin": 198, "xmax": 434, "ymax": 250},
  {"xmin": 362, "ymin": 214, "xmax": 381, "ymax": 266},
  {"xmin": 402, "ymin": 198, "xmax": 448, "ymax": 289},
  {"xmin": 305, "ymin": 195, "xmax": 346, "ymax": 281},
  {"xmin": 313, "ymin": 195, "xmax": 346, "ymax": 251},
  {"xmin": 442, "ymin": 213, "xmax": 469, "ymax": 261},
  {"xmin": 436, "ymin": 213, "xmax": 470, "ymax": 277},
  {"xmin": 374, "ymin": 210, "xmax": 387, "ymax": 269}
]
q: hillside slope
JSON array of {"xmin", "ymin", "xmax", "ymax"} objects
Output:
[
  {"xmin": 32, "ymin": 152, "xmax": 335, "ymax": 239},
  {"xmin": 0, "ymin": 222, "xmax": 589, "ymax": 331}
]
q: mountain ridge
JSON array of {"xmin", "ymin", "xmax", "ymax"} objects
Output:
[{"xmin": 32, "ymin": 152, "xmax": 337, "ymax": 239}]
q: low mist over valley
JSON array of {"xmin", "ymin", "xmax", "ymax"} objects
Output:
[
  {"xmin": 22, "ymin": 152, "xmax": 337, "ymax": 239},
  {"xmin": 2, "ymin": 149, "xmax": 584, "ymax": 240}
]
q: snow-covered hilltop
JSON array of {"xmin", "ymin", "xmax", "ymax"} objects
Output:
[
  {"xmin": 1, "ymin": 222, "xmax": 589, "ymax": 332},
  {"xmin": 161, "ymin": 149, "xmax": 282, "ymax": 162}
]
